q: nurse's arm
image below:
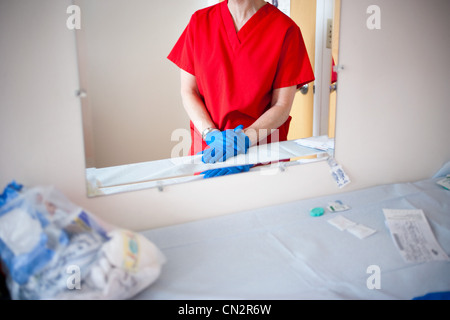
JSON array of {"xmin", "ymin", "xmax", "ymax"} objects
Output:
[
  {"xmin": 180, "ymin": 69, "xmax": 216, "ymax": 135},
  {"xmin": 244, "ymin": 85, "xmax": 297, "ymax": 146}
]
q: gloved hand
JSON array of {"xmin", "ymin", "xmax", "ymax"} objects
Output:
[
  {"xmin": 201, "ymin": 125, "xmax": 250, "ymax": 164},
  {"xmin": 201, "ymin": 165, "xmax": 254, "ymax": 179}
]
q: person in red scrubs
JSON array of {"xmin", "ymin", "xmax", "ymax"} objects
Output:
[{"xmin": 168, "ymin": 0, "xmax": 314, "ymax": 176}]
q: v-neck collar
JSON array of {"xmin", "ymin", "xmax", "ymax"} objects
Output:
[{"xmin": 221, "ymin": 0, "xmax": 271, "ymax": 51}]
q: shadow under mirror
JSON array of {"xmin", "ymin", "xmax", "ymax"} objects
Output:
[{"xmin": 75, "ymin": 0, "xmax": 341, "ymax": 197}]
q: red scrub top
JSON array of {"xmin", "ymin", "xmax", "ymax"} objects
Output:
[{"xmin": 168, "ymin": 1, "xmax": 314, "ymax": 155}]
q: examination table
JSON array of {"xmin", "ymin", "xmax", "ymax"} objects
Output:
[{"xmin": 134, "ymin": 163, "xmax": 450, "ymax": 300}]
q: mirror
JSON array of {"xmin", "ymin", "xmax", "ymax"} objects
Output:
[{"xmin": 75, "ymin": 0, "xmax": 341, "ymax": 196}]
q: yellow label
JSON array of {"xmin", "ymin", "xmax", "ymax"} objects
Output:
[{"xmin": 122, "ymin": 231, "xmax": 140, "ymax": 272}]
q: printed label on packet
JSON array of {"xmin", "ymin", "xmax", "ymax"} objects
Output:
[
  {"xmin": 327, "ymin": 200, "xmax": 351, "ymax": 212},
  {"xmin": 327, "ymin": 158, "xmax": 351, "ymax": 188},
  {"xmin": 122, "ymin": 231, "xmax": 140, "ymax": 272}
]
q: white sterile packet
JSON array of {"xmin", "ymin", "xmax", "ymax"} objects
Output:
[
  {"xmin": 327, "ymin": 215, "xmax": 376, "ymax": 239},
  {"xmin": 346, "ymin": 224, "xmax": 377, "ymax": 239},
  {"xmin": 327, "ymin": 215, "xmax": 356, "ymax": 231}
]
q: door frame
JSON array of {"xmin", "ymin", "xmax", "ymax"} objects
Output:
[{"xmin": 313, "ymin": 0, "xmax": 335, "ymax": 137}]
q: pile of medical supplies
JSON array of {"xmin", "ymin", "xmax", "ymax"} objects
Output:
[{"xmin": 0, "ymin": 181, "xmax": 165, "ymax": 300}]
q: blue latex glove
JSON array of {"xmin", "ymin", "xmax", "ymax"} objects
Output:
[
  {"xmin": 201, "ymin": 165, "xmax": 254, "ymax": 179},
  {"xmin": 201, "ymin": 125, "xmax": 250, "ymax": 164}
]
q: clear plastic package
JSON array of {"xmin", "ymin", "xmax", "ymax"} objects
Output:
[{"xmin": 0, "ymin": 182, "xmax": 165, "ymax": 300}]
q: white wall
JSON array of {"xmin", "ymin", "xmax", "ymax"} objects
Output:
[
  {"xmin": 1, "ymin": 0, "xmax": 449, "ymax": 231},
  {"xmin": 76, "ymin": 0, "xmax": 208, "ymax": 168}
]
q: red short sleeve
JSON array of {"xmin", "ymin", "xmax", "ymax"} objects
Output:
[
  {"xmin": 273, "ymin": 25, "xmax": 315, "ymax": 89},
  {"xmin": 167, "ymin": 14, "xmax": 197, "ymax": 76}
]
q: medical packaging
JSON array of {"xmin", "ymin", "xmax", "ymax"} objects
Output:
[{"xmin": 0, "ymin": 182, "xmax": 165, "ymax": 300}]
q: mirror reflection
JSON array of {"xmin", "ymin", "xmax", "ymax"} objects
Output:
[{"xmin": 75, "ymin": 0, "xmax": 341, "ymax": 197}]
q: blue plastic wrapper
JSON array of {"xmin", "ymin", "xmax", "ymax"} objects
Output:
[
  {"xmin": 413, "ymin": 291, "xmax": 450, "ymax": 300},
  {"xmin": 0, "ymin": 181, "xmax": 23, "ymax": 208}
]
